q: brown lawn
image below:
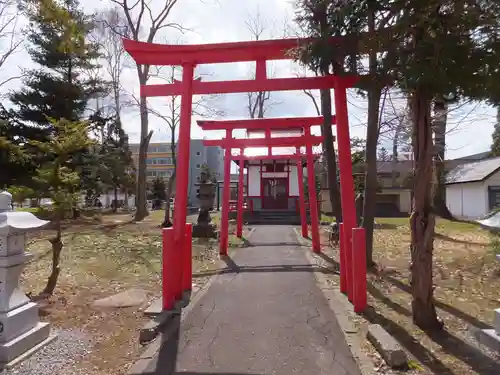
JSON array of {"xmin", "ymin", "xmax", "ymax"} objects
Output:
[
  {"xmin": 21, "ymin": 210, "xmax": 244, "ymax": 375},
  {"xmin": 315, "ymin": 217, "xmax": 500, "ymax": 375}
]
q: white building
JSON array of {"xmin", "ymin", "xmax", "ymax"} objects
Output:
[{"xmin": 446, "ymin": 156, "xmax": 500, "ymax": 219}]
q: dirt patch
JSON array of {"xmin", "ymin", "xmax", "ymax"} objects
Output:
[
  {"xmin": 22, "ymin": 211, "xmax": 224, "ymax": 375},
  {"xmin": 313, "ymin": 218, "xmax": 500, "ymax": 375}
]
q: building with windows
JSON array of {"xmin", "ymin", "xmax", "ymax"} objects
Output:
[{"xmin": 130, "ymin": 140, "xmax": 224, "ymax": 206}]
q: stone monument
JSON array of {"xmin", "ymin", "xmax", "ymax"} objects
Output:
[
  {"xmin": 0, "ymin": 191, "xmax": 54, "ymax": 367},
  {"xmin": 192, "ymin": 170, "xmax": 217, "ymax": 238}
]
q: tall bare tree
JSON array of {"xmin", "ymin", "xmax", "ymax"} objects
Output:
[
  {"xmin": 0, "ymin": 0, "xmax": 24, "ymax": 90},
  {"xmin": 362, "ymin": 2, "xmax": 385, "ymax": 267},
  {"xmin": 432, "ymin": 95, "xmax": 454, "ymax": 220},
  {"xmin": 109, "ymin": 0, "xmax": 185, "ymax": 221},
  {"xmin": 245, "ymin": 9, "xmax": 277, "ymax": 119},
  {"xmin": 94, "ymin": 8, "xmax": 130, "ymax": 121},
  {"xmin": 146, "ymin": 67, "xmax": 224, "ymax": 227}
]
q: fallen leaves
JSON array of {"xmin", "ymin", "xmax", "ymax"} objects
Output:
[{"xmin": 318, "ymin": 217, "xmax": 500, "ymax": 375}]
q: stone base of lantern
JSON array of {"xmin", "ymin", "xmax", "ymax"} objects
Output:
[
  {"xmin": 192, "ymin": 223, "xmax": 218, "ymax": 239},
  {"xmin": 0, "ymin": 321, "xmax": 52, "ymax": 366}
]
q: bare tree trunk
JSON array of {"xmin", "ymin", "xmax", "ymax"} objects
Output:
[
  {"xmin": 432, "ymin": 96, "xmax": 454, "ymax": 220},
  {"xmin": 409, "ymin": 87, "xmax": 442, "ymax": 331},
  {"xmin": 320, "ymin": 88, "xmax": 342, "ymax": 222},
  {"xmin": 124, "ymin": 189, "xmax": 129, "ymax": 210},
  {"xmin": 113, "ymin": 185, "xmax": 118, "ymax": 213},
  {"xmin": 43, "ymin": 217, "xmax": 63, "ymax": 295},
  {"xmin": 134, "ymin": 92, "xmax": 152, "ymax": 221},
  {"xmin": 392, "ymin": 123, "xmax": 401, "ymax": 186},
  {"xmin": 363, "ymin": 86, "xmax": 381, "ymax": 268},
  {"xmin": 362, "ymin": 5, "xmax": 381, "ymax": 268},
  {"xmin": 162, "ymin": 170, "xmax": 176, "ymax": 228}
]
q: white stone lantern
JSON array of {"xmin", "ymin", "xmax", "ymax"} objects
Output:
[{"xmin": 0, "ymin": 191, "xmax": 52, "ymax": 366}]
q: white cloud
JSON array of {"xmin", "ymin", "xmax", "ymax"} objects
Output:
[{"xmin": 0, "ymin": 0, "xmax": 495, "ymax": 159}]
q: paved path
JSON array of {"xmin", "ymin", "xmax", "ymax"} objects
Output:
[{"xmin": 138, "ymin": 226, "xmax": 361, "ymax": 375}]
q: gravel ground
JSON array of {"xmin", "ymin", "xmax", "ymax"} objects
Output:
[{"xmin": 5, "ymin": 328, "xmax": 94, "ymax": 375}]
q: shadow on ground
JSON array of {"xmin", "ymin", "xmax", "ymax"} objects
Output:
[
  {"xmin": 192, "ymin": 254, "xmax": 332, "ymax": 278},
  {"xmin": 366, "ymin": 274, "xmax": 499, "ymax": 375}
]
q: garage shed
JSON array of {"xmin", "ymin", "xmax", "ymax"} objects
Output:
[{"xmin": 445, "ymin": 156, "xmax": 500, "ymax": 219}]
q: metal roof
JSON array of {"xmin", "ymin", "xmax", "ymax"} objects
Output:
[{"xmin": 445, "ymin": 156, "xmax": 500, "ymax": 184}]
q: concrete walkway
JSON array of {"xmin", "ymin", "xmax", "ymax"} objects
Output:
[{"xmin": 136, "ymin": 226, "xmax": 362, "ymax": 375}]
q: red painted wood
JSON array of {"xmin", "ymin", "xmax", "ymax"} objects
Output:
[
  {"xmin": 183, "ymin": 223, "xmax": 193, "ymax": 292},
  {"xmin": 198, "ymin": 116, "xmax": 329, "ymax": 131},
  {"xmin": 231, "ymin": 154, "xmax": 320, "ymax": 162},
  {"xmin": 173, "ymin": 64, "xmax": 195, "ymax": 277},
  {"xmin": 236, "ymin": 151, "xmax": 245, "ymax": 238},
  {"xmin": 123, "ymin": 37, "xmax": 347, "ymax": 65},
  {"xmin": 219, "ymin": 130, "xmax": 232, "ymax": 255},
  {"xmin": 339, "ymin": 223, "xmax": 347, "ymax": 294},
  {"xmin": 203, "ymin": 135, "xmax": 323, "ymax": 149},
  {"xmin": 256, "ymin": 59, "xmax": 267, "ymax": 81},
  {"xmin": 296, "ymin": 149, "xmax": 308, "ymax": 238},
  {"xmin": 162, "ymin": 228, "xmax": 175, "ymax": 310},
  {"xmin": 334, "ymin": 80, "xmax": 357, "ymax": 300},
  {"xmin": 304, "ymin": 127, "xmax": 321, "ymax": 253},
  {"xmin": 140, "ymin": 76, "xmax": 358, "ymax": 97},
  {"xmin": 352, "ymin": 228, "xmax": 367, "ymax": 313},
  {"xmin": 261, "ymin": 177, "xmax": 288, "ymax": 209}
]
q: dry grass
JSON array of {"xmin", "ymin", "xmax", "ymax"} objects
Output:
[
  {"xmin": 315, "ymin": 217, "xmax": 500, "ymax": 375},
  {"xmin": 22, "ymin": 210, "xmax": 225, "ymax": 375}
]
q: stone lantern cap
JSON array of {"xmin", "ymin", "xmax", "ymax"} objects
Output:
[{"xmin": 0, "ymin": 192, "xmax": 49, "ymax": 235}]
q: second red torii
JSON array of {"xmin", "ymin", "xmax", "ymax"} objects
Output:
[{"xmin": 200, "ymin": 117, "xmax": 325, "ymax": 254}]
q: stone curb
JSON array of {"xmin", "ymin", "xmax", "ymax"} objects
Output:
[
  {"xmin": 367, "ymin": 324, "xmax": 408, "ymax": 368},
  {"xmin": 293, "ymin": 227, "xmax": 376, "ymax": 375}
]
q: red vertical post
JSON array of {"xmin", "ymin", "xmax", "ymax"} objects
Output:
[
  {"xmin": 334, "ymin": 79, "xmax": 357, "ymax": 299},
  {"xmin": 236, "ymin": 149, "xmax": 245, "ymax": 238},
  {"xmin": 182, "ymin": 223, "xmax": 193, "ymax": 293},
  {"xmin": 295, "ymin": 147, "xmax": 308, "ymax": 238},
  {"xmin": 162, "ymin": 228, "xmax": 175, "ymax": 310},
  {"xmin": 304, "ymin": 126, "xmax": 321, "ymax": 253},
  {"xmin": 172, "ymin": 63, "xmax": 195, "ymax": 301},
  {"xmin": 220, "ymin": 131, "xmax": 232, "ymax": 255},
  {"xmin": 352, "ymin": 227, "xmax": 367, "ymax": 313},
  {"xmin": 339, "ymin": 223, "xmax": 347, "ymax": 294}
]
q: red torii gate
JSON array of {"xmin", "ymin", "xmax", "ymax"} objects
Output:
[
  {"xmin": 202, "ymin": 134, "xmax": 323, "ymax": 253},
  {"xmin": 198, "ymin": 116, "xmax": 328, "ymax": 253},
  {"xmin": 122, "ymin": 36, "xmax": 367, "ymax": 314}
]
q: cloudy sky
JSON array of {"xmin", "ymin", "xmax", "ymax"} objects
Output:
[{"xmin": 1, "ymin": 0, "xmax": 496, "ymax": 159}]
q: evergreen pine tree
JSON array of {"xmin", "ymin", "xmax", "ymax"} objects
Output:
[{"xmin": 11, "ymin": 0, "xmax": 105, "ymax": 130}]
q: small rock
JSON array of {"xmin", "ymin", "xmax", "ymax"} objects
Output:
[
  {"xmin": 92, "ymin": 288, "xmax": 148, "ymax": 308},
  {"xmin": 367, "ymin": 324, "xmax": 408, "ymax": 369}
]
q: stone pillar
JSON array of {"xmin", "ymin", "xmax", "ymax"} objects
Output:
[{"xmin": 0, "ymin": 192, "xmax": 53, "ymax": 366}]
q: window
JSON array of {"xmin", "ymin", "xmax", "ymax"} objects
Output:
[
  {"xmin": 196, "ymin": 176, "xmax": 200, "ymax": 181},
  {"xmin": 148, "ymin": 146, "xmax": 169, "ymax": 153},
  {"xmin": 196, "ymin": 151, "xmax": 201, "ymax": 156},
  {"xmin": 196, "ymin": 164, "xmax": 201, "ymax": 169},
  {"xmin": 147, "ymin": 157, "xmax": 173, "ymax": 165}
]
